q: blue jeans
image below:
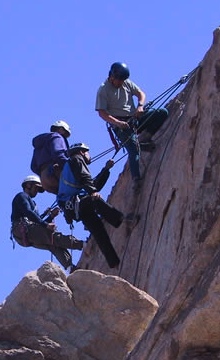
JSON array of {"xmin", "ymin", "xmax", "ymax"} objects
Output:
[
  {"xmin": 114, "ymin": 127, "xmax": 141, "ymax": 180},
  {"xmin": 114, "ymin": 108, "xmax": 168, "ymax": 180}
]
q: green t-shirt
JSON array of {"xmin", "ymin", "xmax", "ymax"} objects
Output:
[{"xmin": 95, "ymin": 79, "xmax": 141, "ymax": 117}]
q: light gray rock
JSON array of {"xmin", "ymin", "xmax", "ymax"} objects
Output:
[
  {"xmin": 0, "ymin": 345, "xmax": 44, "ymax": 360},
  {"xmin": 0, "ymin": 262, "xmax": 158, "ymax": 360},
  {"xmin": 124, "ymin": 27, "xmax": 220, "ymax": 360},
  {"xmin": 79, "ymin": 27, "xmax": 220, "ymax": 360}
]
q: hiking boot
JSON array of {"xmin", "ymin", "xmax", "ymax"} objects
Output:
[
  {"xmin": 68, "ymin": 264, "xmax": 80, "ymax": 274},
  {"xmin": 114, "ymin": 213, "xmax": 124, "ymax": 228},
  {"xmin": 132, "ymin": 177, "xmax": 142, "ymax": 192},
  {"xmin": 70, "ymin": 237, "xmax": 84, "ymax": 250},
  {"xmin": 138, "ymin": 130, "xmax": 152, "ymax": 142},
  {"xmin": 109, "ymin": 258, "xmax": 120, "ymax": 269},
  {"xmin": 140, "ymin": 140, "xmax": 156, "ymax": 152},
  {"xmin": 124, "ymin": 213, "xmax": 140, "ymax": 222},
  {"xmin": 123, "ymin": 213, "xmax": 141, "ymax": 227},
  {"xmin": 83, "ymin": 239, "xmax": 91, "ymax": 256}
]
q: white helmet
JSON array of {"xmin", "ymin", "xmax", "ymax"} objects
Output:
[
  {"xmin": 50, "ymin": 120, "xmax": 71, "ymax": 137},
  {"xmin": 21, "ymin": 175, "xmax": 44, "ymax": 193},
  {"xmin": 68, "ymin": 142, "xmax": 89, "ymax": 156}
]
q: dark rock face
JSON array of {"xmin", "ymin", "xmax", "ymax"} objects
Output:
[{"xmin": 180, "ymin": 347, "xmax": 220, "ymax": 360}]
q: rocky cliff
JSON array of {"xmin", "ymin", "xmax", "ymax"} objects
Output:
[
  {"xmin": 1, "ymin": 27, "xmax": 220, "ymax": 360},
  {"xmin": 80, "ymin": 27, "xmax": 220, "ymax": 360}
]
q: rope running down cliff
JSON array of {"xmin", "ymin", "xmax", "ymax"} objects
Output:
[{"xmin": 131, "ymin": 66, "xmax": 200, "ymax": 287}]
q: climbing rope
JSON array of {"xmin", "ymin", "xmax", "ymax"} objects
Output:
[
  {"xmin": 91, "ymin": 66, "xmax": 199, "ymax": 165},
  {"xmin": 69, "ymin": 222, "xmax": 74, "ymax": 259},
  {"xmin": 41, "ymin": 199, "xmax": 59, "ymax": 263},
  {"xmin": 90, "ymin": 146, "xmax": 115, "ymax": 163},
  {"xmin": 132, "ymin": 90, "xmax": 194, "ymax": 287},
  {"xmin": 144, "ymin": 67, "xmax": 198, "ymax": 109},
  {"xmin": 40, "ymin": 199, "xmax": 58, "ymax": 219},
  {"xmin": 120, "ymin": 66, "xmax": 199, "ymax": 149},
  {"xmin": 116, "ymin": 66, "xmax": 199, "ymax": 281}
]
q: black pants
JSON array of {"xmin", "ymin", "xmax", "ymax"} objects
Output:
[
  {"xmin": 79, "ymin": 196, "xmax": 123, "ymax": 268},
  {"xmin": 137, "ymin": 108, "xmax": 168, "ymax": 134}
]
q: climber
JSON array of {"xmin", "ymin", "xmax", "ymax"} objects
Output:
[
  {"xmin": 11, "ymin": 175, "xmax": 84, "ymax": 274},
  {"xmin": 30, "ymin": 120, "xmax": 71, "ymax": 195},
  {"xmin": 57, "ymin": 143, "xmax": 124, "ymax": 269},
  {"xmin": 95, "ymin": 62, "xmax": 169, "ymax": 191}
]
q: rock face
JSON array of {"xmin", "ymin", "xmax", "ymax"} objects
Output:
[
  {"xmin": 1, "ymin": 27, "xmax": 220, "ymax": 360},
  {"xmin": 79, "ymin": 28, "xmax": 220, "ymax": 359},
  {"xmin": 0, "ymin": 262, "xmax": 158, "ymax": 360}
]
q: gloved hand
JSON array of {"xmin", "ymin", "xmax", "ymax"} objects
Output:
[
  {"xmin": 50, "ymin": 207, "xmax": 60, "ymax": 218},
  {"xmin": 105, "ymin": 159, "xmax": 114, "ymax": 169}
]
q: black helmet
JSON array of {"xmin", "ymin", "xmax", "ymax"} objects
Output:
[
  {"xmin": 68, "ymin": 142, "xmax": 89, "ymax": 156},
  {"xmin": 109, "ymin": 62, "xmax": 130, "ymax": 81}
]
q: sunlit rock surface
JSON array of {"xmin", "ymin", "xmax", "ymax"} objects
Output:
[
  {"xmin": 1, "ymin": 26, "xmax": 220, "ymax": 360},
  {"xmin": 0, "ymin": 262, "xmax": 158, "ymax": 359}
]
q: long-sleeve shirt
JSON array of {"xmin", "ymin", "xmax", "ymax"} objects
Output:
[{"xmin": 11, "ymin": 192, "xmax": 52, "ymax": 227}]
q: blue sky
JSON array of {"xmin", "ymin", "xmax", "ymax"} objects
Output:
[{"xmin": 0, "ymin": 1, "xmax": 219, "ymax": 302}]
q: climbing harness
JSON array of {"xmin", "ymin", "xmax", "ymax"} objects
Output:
[
  {"xmin": 106, "ymin": 124, "xmax": 121, "ymax": 152},
  {"xmin": 10, "ymin": 199, "xmax": 59, "ymax": 250},
  {"xmin": 64, "ymin": 195, "xmax": 81, "ymax": 221},
  {"xmin": 10, "ymin": 218, "xmax": 33, "ymax": 248}
]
